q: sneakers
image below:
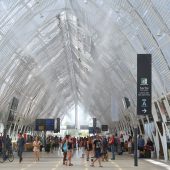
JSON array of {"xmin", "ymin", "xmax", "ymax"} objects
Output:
[{"xmin": 19, "ymin": 157, "xmax": 22, "ymax": 163}]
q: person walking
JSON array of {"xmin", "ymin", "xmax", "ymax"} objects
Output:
[
  {"xmin": 33, "ymin": 136, "xmax": 41, "ymax": 161},
  {"xmin": 90, "ymin": 135, "xmax": 103, "ymax": 167},
  {"xmin": 62, "ymin": 135, "xmax": 68, "ymax": 165},
  {"xmin": 86, "ymin": 137, "xmax": 93, "ymax": 161},
  {"xmin": 17, "ymin": 133, "xmax": 25, "ymax": 163},
  {"xmin": 67, "ymin": 135, "xmax": 73, "ymax": 166}
]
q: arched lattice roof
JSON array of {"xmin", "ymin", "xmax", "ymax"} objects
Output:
[{"xmin": 0, "ymin": 0, "xmax": 170, "ymax": 128}]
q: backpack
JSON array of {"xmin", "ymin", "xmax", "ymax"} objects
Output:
[{"xmin": 62, "ymin": 143, "xmax": 67, "ymax": 152}]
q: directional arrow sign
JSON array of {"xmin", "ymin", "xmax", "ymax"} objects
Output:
[{"xmin": 142, "ymin": 109, "xmax": 147, "ymax": 113}]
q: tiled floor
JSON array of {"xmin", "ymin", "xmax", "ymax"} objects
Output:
[{"xmin": 0, "ymin": 149, "xmax": 169, "ymax": 170}]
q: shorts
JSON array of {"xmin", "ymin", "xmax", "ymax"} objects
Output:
[{"xmin": 95, "ymin": 150, "xmax": 101, "ymax": 158}]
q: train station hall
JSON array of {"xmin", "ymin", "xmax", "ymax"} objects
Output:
[{"xmin": 0, "ymin": 0, "xmax": 170, "ymax": 169}]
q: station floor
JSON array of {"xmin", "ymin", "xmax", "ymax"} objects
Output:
[{"xmin": 0, "ymin": 149, "xmax": 170, "ymax": 170}]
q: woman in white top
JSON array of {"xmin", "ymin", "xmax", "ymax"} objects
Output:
[
  {"xmin": 33, "ymin": 136, "xmax": 41, "ymax": 161},
  {"xmin": 128, "ymin": 136, "xmax": 132, "ymax": 154}
]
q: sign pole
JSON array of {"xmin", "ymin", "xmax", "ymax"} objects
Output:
[
  {"xmin": 137, "ymin": 54, "xmax": 152, "ymax": 116},
  {"xmin": 134, "ymin": 126, "xmax": 138, "ymax": 166}
]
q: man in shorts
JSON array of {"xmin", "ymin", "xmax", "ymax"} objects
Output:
[{"xmin": 90, "ymin": 135, "xmax": 103, "ymax": 167}]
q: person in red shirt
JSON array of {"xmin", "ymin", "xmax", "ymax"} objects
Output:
[{"xmin": 109, "ymin": 135, "xmax": 115, "ymax": 160}]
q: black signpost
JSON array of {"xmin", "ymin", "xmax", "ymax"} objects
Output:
[
  {"xmin": 56, "ymin": 118, "xmax": 60, "ymax": 133},
  {"xmin": 137, "ymin": 54, "xmax": 152, "ymax": 116},
  {"xmin": 93, "ymin": 118, "xmax": 97, "ymax": 128},
  {"xmin": 136, "ymin": 54, "xmax": 152, "ymax": 166}
]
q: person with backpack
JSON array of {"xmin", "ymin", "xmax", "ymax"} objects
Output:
[
  {"xmin": 67, "ymin": 135, "xmax": 74, "ymax": 166},
  {"xmin": 62, "ymin": 135, "xmax": 68, "ymax": 165}
]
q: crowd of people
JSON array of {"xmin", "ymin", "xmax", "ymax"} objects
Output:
[
  {"xmin": 61, "ymin": 133, "xmax": 155, "ymax": 167},
  {"xmin": 61, "ymin": 133, "xmax": 129, "ymax": 167},
  {"xmin": 0, "ymin": 132, "xmax": 155, "ymax": 166}
]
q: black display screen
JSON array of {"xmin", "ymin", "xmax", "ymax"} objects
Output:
[
  {"xmin": 101, "ymin": 125, "xmax": 108, "ymax": 131},
  {"xmin": 35, "ymin": 119, "xmax": 54, "ymax": 131}
]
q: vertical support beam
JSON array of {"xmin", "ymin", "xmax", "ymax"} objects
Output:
[{"xmin": 75, "ymin": 104, "xmax": 78, "ymax": 129}]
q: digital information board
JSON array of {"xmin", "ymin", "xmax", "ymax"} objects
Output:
[
  {"xmin": 101, "ymin": 125, "xmax": 108, "ymax": 131},
  {"xmin": 35, "ymin": 119, "xmax": 54, "ymax": 131}
]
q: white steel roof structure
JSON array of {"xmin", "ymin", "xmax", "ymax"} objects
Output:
[{"xmin": 0, "ymin": 0, "xmax": 170, "ymax": 136}]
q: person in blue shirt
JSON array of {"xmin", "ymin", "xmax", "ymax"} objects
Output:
[
  {"xmin": 17, "ymin": 133, "xmax": 25, "ymax": 163},
  {"xmin": 138, "ymin": 135, "xmax": 145, "ymax": 151}
]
